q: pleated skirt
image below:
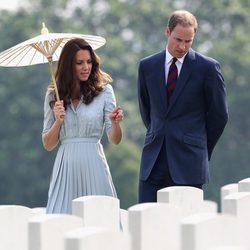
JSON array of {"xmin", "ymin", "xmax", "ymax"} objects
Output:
[{"xmin": 46, "ymin": 138, "xmax": 117, "ymax": 214}]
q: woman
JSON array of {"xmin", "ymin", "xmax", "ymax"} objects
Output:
[{"xmin": 42, "ymin": 38, "xmax": 123, "ymax": 214}]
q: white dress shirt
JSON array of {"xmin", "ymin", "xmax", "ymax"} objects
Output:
[{"xmin": 165, "ymin": 49, "xmax": 186, "ymax": 86}]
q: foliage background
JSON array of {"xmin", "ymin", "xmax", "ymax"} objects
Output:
[{"xmin": 0, "ymin": 0, "xmax": 250, "ymax": 209}]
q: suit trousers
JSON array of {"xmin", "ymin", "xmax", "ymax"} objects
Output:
[{"xmin": 139, "ymin": 139, "xmax": 202, "ymax": 203}]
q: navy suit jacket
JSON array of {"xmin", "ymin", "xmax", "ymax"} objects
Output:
[{"xmin": 137, "ymin": 49, "xmax": 228, "ymax": 184}]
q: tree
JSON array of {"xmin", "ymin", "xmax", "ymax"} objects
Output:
[{"xmin": 0, "ymin": 0, "xmax": 250, "ymax": 209}]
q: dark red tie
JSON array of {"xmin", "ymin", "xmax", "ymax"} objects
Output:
[{"xmin": 166, "ymin": 57, "xmax": 178, "ymax": 104}]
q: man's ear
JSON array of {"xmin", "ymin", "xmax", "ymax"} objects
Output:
[{"xmin": 165, "ymin": 26, "xmax": 170, "ymax": 39}]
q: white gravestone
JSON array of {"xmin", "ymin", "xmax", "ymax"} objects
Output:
[
  {"xmin": 157, "ymin": 186, "xmax": 215, "ymax": 217},
  {"xmin": 0, "ymin": 205, "xmax": 33, "ymax": 250},
  {"xmin": 208, "ymin": 247, "xmax": 247, "ymax": 250},
  {"xmin": 31, "ymin": 207, "xmax": 46, "ymax": 215},
  {"xmin": 128, "ymin": 202, "xmax": 181, "ymax": 250},
  {"xmin": 28, "ymin": 214, "xmax": 83, "ymax": 250},
  {"xmin": 221, "ymin": 183, "xmax": 238, "ymax": 208},
  {"xmin": 72, "ymin": 195, "xmax": 120, "ymax": 231},
  {"xmin": 222, "ymin": 192, "xmax": 250, "ymax": 248},
  {"xmin": 238, "ymin": 178, "xmax": 250, "ymax": 192},
  {"xmin": 181, "ymin": 213, "xmax": 243, "ymax": 250},
  {"xmin": 65, "ymin": 226, "xmax": 131, "ymax": 250},
  {"xmin": 120, "ymin": 208, "xmax": 128, "ymax": 232}
]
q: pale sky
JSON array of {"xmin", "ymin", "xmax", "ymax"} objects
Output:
[{"xmin": 0, "ymin": 0, "xmax": 19, "ymax": 10}]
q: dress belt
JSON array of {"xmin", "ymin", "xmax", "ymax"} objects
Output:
[{"xmin": 61, "ymin": 138, "xmax": 99, "ymax": 144}]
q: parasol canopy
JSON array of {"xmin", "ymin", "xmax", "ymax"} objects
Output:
[{"xmin": 0, "ymin": 23, "xmax": 106, "ymax": 100}]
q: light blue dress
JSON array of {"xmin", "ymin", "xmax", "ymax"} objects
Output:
[{"xmin": 43, "ymin": 84, "xmax": 117, "ymax": 214}]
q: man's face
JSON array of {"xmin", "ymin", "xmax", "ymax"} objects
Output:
[{"xmin": 165, "ymin": 24, "xmax": 195, "ymax": 58}]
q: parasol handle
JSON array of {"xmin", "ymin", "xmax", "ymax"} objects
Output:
[{"xmin": 48, "ymin": 60, "xmax": 60, "ymax": 101}]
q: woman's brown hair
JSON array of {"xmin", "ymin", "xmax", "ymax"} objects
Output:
[{"xmin": 52, "ymin": 38, "xmax": 112, "ymax": 108}]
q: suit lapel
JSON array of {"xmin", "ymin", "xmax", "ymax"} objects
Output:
[
  {"xmin": 166, "ymin": 49, "xmax": 196, "ymax": 114},
  {"xmin": 157, "ymin": 53, "xmax": 168, "ymax": 111},
  {"xmin": 149, "ymin": 51, "xmax": 168, "ymax": 112}
]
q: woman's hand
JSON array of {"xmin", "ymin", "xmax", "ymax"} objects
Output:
[
  {"xmin": 53, "ymin": 100, "xmax": 65, "ymax": 124},
  {"xmin": 43, "ymin": 100, "xmax": 65, "ymax": 151},
  {"xmin": 108, "ymin": 106, "xmax": 123, "ymax": 144},
  {"xmin": 109, "ymin": 106, "xmax": 124, "ymax": 124}
]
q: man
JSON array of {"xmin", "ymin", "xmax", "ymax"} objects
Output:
[{"xmin": 137, "ymin": 10, "xmax": 229, "ymax": 202}]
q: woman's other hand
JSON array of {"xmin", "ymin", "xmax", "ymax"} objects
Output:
[{"xmin": 109, "ymin": 106, "xmax": 124, "ymax": 124}]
